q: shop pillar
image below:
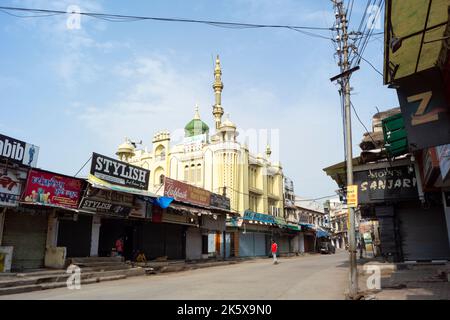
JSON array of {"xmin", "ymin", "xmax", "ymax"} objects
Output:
[
  {"xmin": 0, "ymin": 208, "xmax": 5, "ymax": 246},
  {"xmin": 90, "ymin": 215, "xmax": 101, "ymax": 257},
  {"xmin": 46, "ymin": 210, "xmax": 59, "ymax": 248}
]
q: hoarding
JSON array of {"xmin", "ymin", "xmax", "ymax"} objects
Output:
[
  {"xmin": 436, "ymin": 144, "xmax": 450, "ymax": 181},
  {"xmin": 0, "ymin": 169, "xmax": 24, "ymax": 207},
  {"xmin": 164, "ymin": 177, "xmax": 210, "ymax": 207},
  {"xmin": 79, "ymin": 185, "xmax": 133, "ymax": 218},
  {"xmin": 23, "ymin": 169, "xmax": 83, "ymax": 209},
  {"xmin": 0, "ymin": 133, "xmax": 39, "ymax": 167},
  {"xmin": 90, "ymin": 152, "xmax": 150, "ymax": 190},
  {"xmin": 353, "ymin": 165, "xmax": 419, "ymax": 204},
  {"xmin": 210, "ymin": 192, "xmax": 230, "ymax": 210}
]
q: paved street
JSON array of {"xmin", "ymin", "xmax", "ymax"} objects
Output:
[{"xmin": 1, "ymin": 251, "xmax": 348, "ymax": 300}]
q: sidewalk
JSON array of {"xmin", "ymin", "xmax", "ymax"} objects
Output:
[{"xmin": 355, "ymin": 256, "xmax": 450, "ymax": 300}]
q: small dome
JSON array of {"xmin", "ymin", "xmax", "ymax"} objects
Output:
[
  {"xmin": 221, "ymin": 114, "xmax": 236, "ymax": 129},
  {"xmin": 185, "ymin": 106, "xmax": 209, "ymax": 137},
  {"xmin": 116, "ymin": 138, "xmax": 135, "ymax": 156}
]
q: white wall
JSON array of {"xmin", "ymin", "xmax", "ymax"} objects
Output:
[{"xmin": 90, "ymin": 216, "xmax": 102, "ymax": 257}]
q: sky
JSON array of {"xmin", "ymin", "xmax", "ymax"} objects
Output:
[{"xmin": 0, "ymin": 0, "xmax": 399, "ymax": 199}]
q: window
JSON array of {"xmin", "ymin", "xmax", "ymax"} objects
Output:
[
  {"xmin": 159, "ymin": 174, "xmax": 165, "ymax": 185},
  {"xmin": 190, "ymin": 164, "xmax": 195, "ymax": 183},
  {"xmin": 196, "ymin": 164, "xmax": 202, "ymax": 184},
  {"xmin": 184, "ymin": 165, "xmax": 189, "ymax": 182}
]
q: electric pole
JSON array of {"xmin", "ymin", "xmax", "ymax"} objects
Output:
[{"xmin": 331, "ymin": 0, "xmax": 358, "ymax": 299}]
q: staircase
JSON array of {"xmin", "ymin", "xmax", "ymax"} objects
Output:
[{"xmin": 0, "ymin": 257, "xmax": 146, "ymax": 296}]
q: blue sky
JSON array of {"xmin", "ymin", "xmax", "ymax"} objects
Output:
[{"xmin": 0, "ymin": 0, "xmax": 398, "ymax": 199}]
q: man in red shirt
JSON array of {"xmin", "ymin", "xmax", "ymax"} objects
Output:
[{"xmin": 271, "ymin": 239, "xmax": 278, "ymax": 264}]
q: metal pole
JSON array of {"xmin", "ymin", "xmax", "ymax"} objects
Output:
[{"xmin": 333, "ymin": 0, "xmax": 358, "ymax": 298}]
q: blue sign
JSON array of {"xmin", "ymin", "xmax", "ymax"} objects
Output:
[{"xmin": 243, "ymin": 210, "xmax": 275, "ymax": 224}]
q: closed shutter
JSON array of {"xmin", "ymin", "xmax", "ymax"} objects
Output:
[
  {"xmin": 254, "ymin": 233, "xmax": 266, "ymax": 256},
  {"xmin": 57, "ymin": 214, "xmax": 93, "ymax": 257},
  {"xmin": 375, "ymin": 206, "xmax": 401, "ymax": 261},
  {"xmin": 239, "ymin": 231, "xmax": 254, "ymax": 257},
  {"xmin": 2, "ymin": 211, "xmax": 48, "ymax": 271},
  {"xmin": 398, "ymin": 201, "xmax": 450, "ymax": 261},
  {"xmin": 186, "ymin": 227, "xmax": 202, "ymax": 260},
  {"xmin": 164, "ymin": 224, "xmax": 183, "ymax": 260},
  {"xmin": 278, "ymin": 236, "xmax": 290, "ymax": 254}
]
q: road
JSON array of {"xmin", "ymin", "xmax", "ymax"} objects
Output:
[{"xmin": 2, "ymin": 250, "xmax": 349, "ymax": 300}]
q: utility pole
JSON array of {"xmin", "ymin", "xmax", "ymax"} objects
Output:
[{"xmin": 331, "ymin": 0, "xmax": 358, "ymax": 299}]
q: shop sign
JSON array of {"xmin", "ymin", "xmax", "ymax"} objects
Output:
[
  {"xmin": 436, "ymin": 144, "xmax": 450, "ymax": 181},
  {"xmin": 0, "ymin": 133, "xmax": 39, "ymax": 167},
  {"xmin": 210, "ymin": 192, "xmax": 230, "ymax": 210},
  {"xmin": 0, "ymin": 169, "xmax": 23, "ymax": 207},
  {"xmin": 164, "ymin": 177, "xmax": 210, "ymax": 207},
  {"xmin": 23, "ymin": 169, "xmax": 83, "ymax": 209},
  {"xmin": 162, "ymin": 211, "xmax": 198, "ymax": 226},
  {"xmin": 90, "ymin": 152, "xmax": 150, "ymax": 190},
  {"xmin": 353, "ymin": 165, "xmax": 418, "ymax": 204},
  {"xmin": 243, "ymin": 210, "xmax": 274, "ymax": 224},
  {"xmin": 79, "ymin": 185, "xmax": 133, "ymax": 217},
  {"xmin": 129, "ymin": 197, "xmax": 152, "ymax": 219},
  {"xmin": 346, "ymin": 185, "xmax": 358, "ymax": 208},
  {"xmin": 396, "ymin": 68, "xmax": 450, "ymax": 151}
]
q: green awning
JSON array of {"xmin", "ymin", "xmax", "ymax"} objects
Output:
[{"xmin": 286, "ymin": 224, "xmax": 300, "ymax": 231}]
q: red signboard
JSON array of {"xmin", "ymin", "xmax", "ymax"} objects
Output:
[
  {"xmin": 163, "ymin": 177, "xmax": 211, "ymax": 207},
  {"xmin": 23, "ymin": 169, "xmax": 83, "ymax": 209}
]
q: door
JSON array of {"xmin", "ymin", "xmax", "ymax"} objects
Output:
[
  {"xmin": 57, "ymin": 214, "xmax": 93, "ymax": 257},
  {"xmin": 2, "ymin": 210, "xmax": 48, "ymax": 271}
]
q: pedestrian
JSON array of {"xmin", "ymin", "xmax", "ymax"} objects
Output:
[
  {"xmin": 271, "ymin": 239, "xmax": 278, "ymax": 265},
  {"xmin": 115, "ymin": 236, "xmax": 124, "ymax": 258}
]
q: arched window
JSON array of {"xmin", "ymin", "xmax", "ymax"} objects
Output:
[
  {"xmin": 184, "ymin": 165, "xmax": 189, "ymax": 182},
  {"xmin": 155, "ymin": 145, "xmax": 166, "ymax": 161},
  {"xmin": 190, "ymin": 164, "xmax": 196, "ymax": 183},
  {"xmin": 159, "ymin": 174, "xmax": 165, "ymax": 185},
  {"xmin": 196, "ymin": 164, "xmax": 202, "ymax": 184}
]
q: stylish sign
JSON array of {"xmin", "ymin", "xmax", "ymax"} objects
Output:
[
  {"xmin": 436, "ymin": 144, "xmax": 450, "ymax": 181},
  {"xmin": 164, "ymin": 177, "xmax": 211, "ymax": 207},
  {"xmin": 353, "ymin": 165, "xmax": 419, "ymax": 204},
  {"xmin": 79, "ymin": 185, "xmax": 133, "ymax": 217},
  {"xmin": 0, "ymin": 133, "xmax": 39, "ymax": 167},
  {"xmin": 23, "ymin": 169, "xmax": 83, "ymax": 209},
  {"xmin": 0, "ymin": 169, "xmax": 23, "ymax": 207},
  {"xmin": 90, "ymin": 153, "xmax": 150, "ymax": 190},
  {"xmin": 210, "ymin": 193, "xmax": 230, "ymax": 210},
  {"xmin": 396, "ymin": 68, "xmax": 450, "ymax": 151}
]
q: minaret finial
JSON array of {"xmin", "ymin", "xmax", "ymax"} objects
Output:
[
  {"xmin": 194, "ymin": 104, "xmax": 200, "ymax": 120},
  {"xmin": 212, "ymin": 54, "xmax": 224, "ymax": 130}
]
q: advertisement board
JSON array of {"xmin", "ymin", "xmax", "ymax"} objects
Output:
[
  {"xmin": 0, "ymin": 133, "xmax": 39, "ymax": 167},
  {"xmin": 164, "ymin": 177, "xmax": 210, "ymax": 207},
  {"xmin": 23, "ymin": 169, "xmax": 83, "ymax": 209},
  {"xmin": 90, "ymin": 152, "xmax": 150, "ymax": 190},
  {"xmin": 0, "ymin": 169, "xmax": 23, "ymax": 207}
]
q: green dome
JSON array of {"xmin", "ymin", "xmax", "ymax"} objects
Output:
[
  {"xmin": 184, "ymin": 119, "xmax": 209, "ymax": 137},
  {"xmin": 185, "ymin": 107, "xmax": 209, "ymax": 137}
]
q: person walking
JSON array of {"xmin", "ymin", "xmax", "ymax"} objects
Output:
[{"xmin": 271, "ymin": 239, "xmax": 278, "ymax": 265}]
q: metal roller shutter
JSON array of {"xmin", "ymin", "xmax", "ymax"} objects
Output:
[
  {"xmin": 398, "ymin": 201, "xmax": 450, "ymax": 261},
  {"xmin": 57, "ymin": 214, "xmax": 93, "ymax": 257},
  {"xmin": 254, "ymin": 233, "xmax": 266, "ymax": 256},
  {"xmin": 2, "ymin": 211, "xmax": 48, "ymax": 271},
  {"xmin": 239, "ymin": 231, "xmax": 254, "ymax": 257}
]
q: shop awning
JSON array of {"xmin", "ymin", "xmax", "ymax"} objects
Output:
[
  {"xmin": 286, "ymin": 224, "xmax": 300, "ymax": 231},
  {"xmin": 169, "ymin": 202, "xmax": 211, "ymax": 216},
  {"xmin": 316, "ymin": 228, "xmax": 330, "ymax": 238}
]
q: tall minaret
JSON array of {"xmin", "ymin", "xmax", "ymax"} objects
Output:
[{"xmin": 212, "ymin": 55, "xmax": 224, "ymax": 130}]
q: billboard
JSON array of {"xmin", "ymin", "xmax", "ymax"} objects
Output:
[
  {"xmin": 436, "ymin": 144, "xmax": 450, "ymax": 182},
  {"xmin": 0, "ymin": 169, "xmax": 24, "ymax": 207},
  {"xmin": 23, "ymin": 169, "xmax": 83, "ymax": 209},
  {"xmin": 0, "ymin": 133, "xmax": 39, "ymax": 167},
  {"xmin": 90, "ymin": 152, "xmax": 150, "ymax": 190},
  {"xmin": 164, "ymin": 177, "xmax": 211, "ymax": 207}
]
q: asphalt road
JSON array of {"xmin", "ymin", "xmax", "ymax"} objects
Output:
[{"xmin": 2, "ymin": 250, "xmax": 349, "ymax": 300}]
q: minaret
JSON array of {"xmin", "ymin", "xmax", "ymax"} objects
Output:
[{"xmin": 212, "ymin": 55, "xmax": 224, "ymax": 130}]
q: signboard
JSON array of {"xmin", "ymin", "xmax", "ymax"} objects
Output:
[
  {"xmin": 210, "ymin": 193, "xmax": 230, "ymax": 210},
  {"xmin": 90, "ymin": 152, "xmax": 150, "ymax": 190},
  {"xmin": 436, "ymin": 144, "xmax": 450, "ymax": 181},
  {"xmin": 79, "ymin": 185, "xmax": 133, "ymax": 217},
  {"xmin": 164, "ymin": 177, "xmax": 210, "ymax": 207},
  {"xmin": 396, "ymin": 68, "xmax": 450, "ymax": 151},
  {"xmin": 243, "ymin": 210, "xmax": 275, "ymax": 224},
  {"xmin": 23, "ymin": 169, "xmax": 83, "ymax": 209},
  {"xmin": 0, "ymin": 133, "xmax": 39, "ymax": 167},
  {"xmin": 353, "ymin": 165, "xmax": 419, "ymax": 204},
  {"xmin": 129, "ymin": 197, "xmax": 152, "ymax": 219},
  {"xmin": 162, "ymin": 211, "xmax": 198, "ymax": 226},
  {"xmin": 0, "ymin": 169, "xmax": 23, "ymax": 207},
  {"xmin": 346, "ymin": 185, "xmax": 358, "ymax": 208}
]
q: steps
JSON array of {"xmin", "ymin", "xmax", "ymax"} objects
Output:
[{"xmin": 0, "ymin": 257, "xmax": 146, "ymax": 296}]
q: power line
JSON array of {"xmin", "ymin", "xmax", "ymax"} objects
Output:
[
  {"xmin": 353, "ymin": 50, "xmax": 383, "ymax": 76},
  {"xmin": 74, "ymin": 156, "xmax": 92, "ymax": 177},
  {"xmin": 0, "ymin": 5, "xmax": 334, "ymax": 38},
  {"xmin": 350, "ymin": 101, "xmax": 378, "ymax": 148}
]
